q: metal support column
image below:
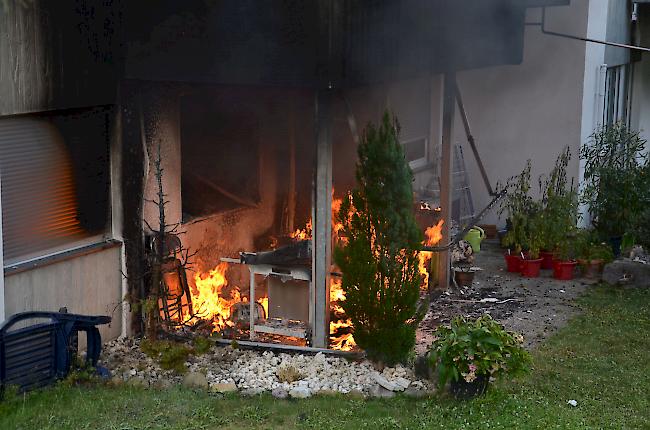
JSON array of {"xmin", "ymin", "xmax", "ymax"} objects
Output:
[
  {"xmin": 437, "ymin": 73, "xmax": 456, "ymax": 290},
  {"xmin": 312, "ymin": 90, "xmax": 333, "ymax": 348},
  {"xmin": 249, "ymin": 269, "xmax": 256, "ymax": 340}
]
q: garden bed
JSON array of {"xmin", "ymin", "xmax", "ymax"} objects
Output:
[{"xmin": 100, "ymin": 338, "xmax": 432, "ymax": 398}]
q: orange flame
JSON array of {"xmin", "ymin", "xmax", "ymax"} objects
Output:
[
  {"xmin": 290, "ymin": 219, "xmax": 312, "ymax": 240},
  {"xmin": 418, "ymin": 219, "xmax": 444, "ymax": 289},
  {"xmin": 329, "ymin": 276, "xmax": 356, "ymax": 351},
  {"xmin": 190, "ymin": 262, "xmax": 267, "ymax": 332}
]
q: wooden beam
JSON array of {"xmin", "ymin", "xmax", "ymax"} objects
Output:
[
  {"xmin": 311, "ymin": 90, "xmax": 333, "ymax": 348},
  {"xmin": 437, "ymin": 73, "xmax": 456, "ymax": 290}
]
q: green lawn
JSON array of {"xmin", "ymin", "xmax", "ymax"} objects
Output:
[{"xmin": 1, "ymin": 286, "xmax": 649, "ymax": 430}]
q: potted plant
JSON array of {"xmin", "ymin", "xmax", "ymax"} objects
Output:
[
  {"xmin": 498, "ymin": 161, "xmax": 534, "ymax": 272},
  {"xmin": 537, "ymin": 148, "xmax": 578, "ymax": 270},
  {"xmin": 518, "ymin": 203, "xmax": 544, "ymax": 278},
  {"xmin": 553, "ymin": 235, "xmax": 578, "ymax": 280},
  {"xmin": 453, "ymin": 266, "xmax": 480, "ymax": 287},
  {"xmin": 581, "ymin": 123, "xmax": 649, "ymax": 256},
  {"xmin": 428, "ymin": 314, "xmax": 532, "ymax": 400},
  {"xmin": 576, "ymin": 231, "xmax": 614, "ymax": 279}
]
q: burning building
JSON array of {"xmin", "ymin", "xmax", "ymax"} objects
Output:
[{"xmin": 4, "ymin": 0, "xmax": 633, "ymax": 350}]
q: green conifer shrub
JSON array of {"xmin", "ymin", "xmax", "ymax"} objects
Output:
[{"xmin": 334, "ymin": 112, "xmax": 424, "ymax": 365}]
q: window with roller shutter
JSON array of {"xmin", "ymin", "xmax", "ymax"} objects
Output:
[{"xmin": 0, "ymin": 107, "xmax": 111, "ymax": 266}]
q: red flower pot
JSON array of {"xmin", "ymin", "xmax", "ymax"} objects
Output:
[
  {"xmin": 504, "ymin": 253, "xmax": 523, "ymax": 272},
  {"xmin": 540, "ymin": 251, "xmax": 555, "ymax": 270},
  {"xmin": 521, "ymin": 258, "xmax": 543, "ymax": 278},
  {"xmin": 553, "ymin": 260, "xmax": 577, "ymax": 280}
]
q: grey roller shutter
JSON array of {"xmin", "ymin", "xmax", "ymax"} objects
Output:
[{"xmin": 0, "ymin": 117, "xmax": 87, "ymax": 264}]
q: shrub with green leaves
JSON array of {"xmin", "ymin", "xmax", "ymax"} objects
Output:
[
  {"xmin": 428, "ymin": 314, "xmax": 532, "ymax": 388},
  {"xmin": 334, "ymin": 112, "xmax": 424, "ymax": 366},
  {"xmin": 581, "ymin": 123, "xmax": 649, "ymax": 239},
  {"xmin": 498, "ymin": 160, "xmax": 536, "ymax": 254},
  {"xmin": 140, "ymin": 339, "xmax": 192, "ymax": 374},
  {"xmin": 537, "ymin": 147, "xmax": 578, "ymax": 252}
]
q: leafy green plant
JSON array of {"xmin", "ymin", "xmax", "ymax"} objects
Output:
[
  {"xmin": 588, "ymin": 243, "xmax": 614, "ymax": 262},
  {"xmin": 499, "ymin": 161, "xmax": 535, "ymax": 253},
  {"xmin": 537, "ymin": 147, "xmax": 578, "ymax": 252},
  {"xmin": 633, "ymin": 207, "xmax": 650, "ymax": 251},
  {"xmin": 192, "ymin": 336, "xmax": 213, "ymax": 355},
  {"xmin": 62, "ymin": 361, "xmax": 102, "ymax": 387},
  {"xmin": 581, "ymin": 123, "xmax": 649, "ymax": 239},
  {"xmin": 140, "ymin": 339, "xmax": 192, "ymax": 374},
  {"xmin": 520, "ymin": 202, "xmax": 545, "ymax": 260},
  {"xmin": 428, "ymin": 314, "xmax": 532, "ymax": 389},
  {"xmin": 334, "ymin": 112, "xmax": 424, "ymax": 366},
  {"xmin": 574, "ymin": 229, "xmax": 613, "ymax": 261}
]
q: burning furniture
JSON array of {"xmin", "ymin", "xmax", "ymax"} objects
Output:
[{"xmin": 238, "ymin": 240, "xmax": 312, "ymax": 342}]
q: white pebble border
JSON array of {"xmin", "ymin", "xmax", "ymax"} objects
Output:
[{"xmin": 101, "ymin": 337, "xmax": 432, "ymax": 397}]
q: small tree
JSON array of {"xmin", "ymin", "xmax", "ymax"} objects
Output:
[
  {"xmin": 127, "ymin": 143, "xmax": 195, "ymax": 339},
  {"xmin": 334, "ymin": 112, "xmax": 423, "ymax": 365}
]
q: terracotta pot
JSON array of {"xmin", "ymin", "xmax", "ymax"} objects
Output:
[
  {"xmin": 540, "ymin": 251, "xmax": 555, "ymax": 270},
  {"xmin": 449, "ymin": 374, "xmax": 489, "ymax": 400},
  {"xmin": 553, "ymin": 260, "xmax": 577, "ymax": 280},
  {"xmin": 454, "ymin": 270, "xmax": 476, "ymax": 287},
  {"xmin": 521, "ymin": 258, "xmax": 543, "ymax": 278},
  {"xmin": 578, "ymin": 259, "xmax": 604, "ymax": 279}
]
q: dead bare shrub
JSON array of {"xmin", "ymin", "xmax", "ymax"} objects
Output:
[{"xmin": 276, "ymin": 365, "xmax": 303, "ymax": 383}]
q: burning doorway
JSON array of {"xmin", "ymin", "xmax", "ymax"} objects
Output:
[{"xmin": 146, "ymin": 81, "xmax": 445, "ymax": 351}]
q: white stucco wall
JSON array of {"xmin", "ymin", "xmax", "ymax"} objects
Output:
[
  {"xmin": 631, "ymin": 54, "xmax": 650, "ymax": 144},
  {"xmin": 447, "ymin": 2, "xmax": 590, "ymax": 227},
  {"xmin": 630, "ymin": 6, "xmax": 650, "ymax": 145}
]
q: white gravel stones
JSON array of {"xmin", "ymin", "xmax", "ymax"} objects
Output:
[
  {"xmin": 373, "ymin": 373, "xmax": 399, "ymax": 391},
  {"xmin": 101, "ymin": 337, "xmax": 431, "ymax": 397},
  {"xmin": 288, "ymin": 386, "xmax": 311, "ymax": 399},
  {"xmin": 394, "ymin": 377, "xmax": 411, "ymax": 391}
]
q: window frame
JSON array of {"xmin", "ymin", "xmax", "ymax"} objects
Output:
[{"xmin": 400, "ymin": 136, "xmax": 430, "ymax": 171}]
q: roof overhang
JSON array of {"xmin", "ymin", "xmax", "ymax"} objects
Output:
[{"xmin": 124, "ymin": 0, "xmax": 573, "ymax": 88}]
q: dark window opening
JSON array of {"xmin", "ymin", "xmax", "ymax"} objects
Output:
[
  {"xmin": 603, "ymin": 64, "xmax": 632, "ymax": 126},
  {"xmin": 180, "ymin": 89, "xmax": 261, "ymax": 221}
]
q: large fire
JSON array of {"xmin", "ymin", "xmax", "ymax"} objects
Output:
[{"xmin": 188, "ymin": 191, "xmax": 442, "ymax": 351}]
